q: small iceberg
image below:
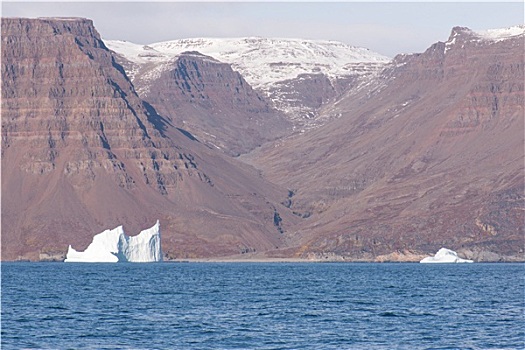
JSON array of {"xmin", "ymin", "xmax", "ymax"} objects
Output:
[
  {"xmin": 420, "ymin": 248, "xmax": 473, "ymax": 263},
  {"xmin": 64, "ymin": 220, "xmax": 162, "ymax": 263}
]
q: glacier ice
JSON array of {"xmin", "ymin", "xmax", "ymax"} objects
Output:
[
  {"xmin": 64, "ymin": 220, "xmax": 162, "ymax": 263},
  {"xmin": 420, "ymin": 248, "xmax": 473, "ymax": 263}
]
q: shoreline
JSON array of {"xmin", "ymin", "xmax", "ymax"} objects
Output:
[
  {"xmin": 5, "ymin": 250, "xmax": 524, "ymax": 263},
  {"xmin": 3, "ymin": 259, "xmax": 524, "ymax": 263}
]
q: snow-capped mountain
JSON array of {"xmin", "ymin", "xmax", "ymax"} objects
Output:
[
  {"xmin": 443, "ymin": 25, "xmax": 525, "ymax": 54},
  {"xmin": 148, "ymin": 37, "xmax": 389, "ymax": 90},
  {"xmin": 105, "ymin": 37, "xmax": 389, "ymax": 128},
  {"xmin": 102, "ymin": 40, "xmax": 168, "ymax": 84},
  {"xmin": 473, "ymin": 24, "xmax": 525, "ymax": 42}
]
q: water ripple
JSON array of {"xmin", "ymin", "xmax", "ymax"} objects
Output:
[{"xmin": 2, "ymin": 262, "xmax": 524, "ymax": 349}]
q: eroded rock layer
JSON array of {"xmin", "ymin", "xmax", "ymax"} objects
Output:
[{"xmin": 1, "ymin": 18, "xmax": 296, "ymax": 261}]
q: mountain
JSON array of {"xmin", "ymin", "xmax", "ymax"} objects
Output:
[
  {"xmin": 243, "ymin": 25, "xmax": 525, "ymax": 261},
  {"xmin": 2, "ymin": 18, "xmax": 522, "ymax": 262},
  {"xmin": 105, "ymin": 37, "xmax": 389, "ymax": 131},
  {"xmin": 1, "ymin": 17, "xmax": 297, "ymax": 261},
  {"xmin": 110, "ymin": 48, "xmax": 292, "ymax": 156}
]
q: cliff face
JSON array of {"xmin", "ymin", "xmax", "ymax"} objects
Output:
[
  {"xmin": 138, "ymin": 51, "xmax": 292, "ymax": 156},
  {"xmin": 245, "ymin": 27, "xmax": 524, "ymax": 260},
  {"xmin": 2, "ymin": 18, "xmax": 173, "ymax": 193},
  {"xmin": 1, "ymin": 18, "xmax": 296, "ymax": 261}
]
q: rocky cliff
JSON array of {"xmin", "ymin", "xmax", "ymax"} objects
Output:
[
  {"xmin": 1, "ymin": 18, "xmax": 296, "ymax": 261},
  {"xmin": 136, "ymin": 51, "xmax": 291, "ymax": 156}
]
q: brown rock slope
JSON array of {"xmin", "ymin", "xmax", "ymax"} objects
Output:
[
  {"xmin": 1, "ymin": 18, "xmax": 297, "ymax": 261},
  {"xmin": 244, "ymin": 26, "xmax": 524, "ymax": 261},
  {"xmin": 113, "ymin": 50, "xmax": 292, "ymax": 157}
]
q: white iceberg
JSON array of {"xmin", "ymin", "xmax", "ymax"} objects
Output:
[
  {"xmin": 64, "ymin": 220, "xmax": 162, "ymax": 263},
  {"xmin": 420, "ymin": 248, "xmax": 473, "ymax": 263}
]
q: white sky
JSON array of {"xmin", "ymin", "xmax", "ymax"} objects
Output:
[{"xmin": 2, "ymin": 1, "xmax": 524, "ymax": 57}]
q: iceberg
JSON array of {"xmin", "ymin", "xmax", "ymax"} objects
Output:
[
  {"xmin": 64, "ymin": 220, "xmax": 162, "ymax": 263},
  {"xmin": 420, "ymin": 248, "xmax": 473, "ymax": 263}
]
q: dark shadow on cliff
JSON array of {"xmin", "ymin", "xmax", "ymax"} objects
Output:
[
  {"xmin": 176, "ymin": 127, "xmax": 199, "ymax": 142},
  {"xmin": 143, "ymin": 101, "xmax": 199, "ymax": 142},
  {"xmin": 143, "ymin": 101, "xmax": 173, "ymax": 137}
]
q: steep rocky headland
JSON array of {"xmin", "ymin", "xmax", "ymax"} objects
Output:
[{"xmin": 1, "ymin": 17, "xmax": 296, "ymax": 261}]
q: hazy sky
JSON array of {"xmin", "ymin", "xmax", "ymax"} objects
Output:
[{"xmin": 2, "ymin": 2, "xmax": 523, "ymax": 57}]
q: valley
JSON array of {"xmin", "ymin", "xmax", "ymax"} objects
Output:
[{"xmin": 1, "ymin": 18, "xmax": 523, "ymax": 261}]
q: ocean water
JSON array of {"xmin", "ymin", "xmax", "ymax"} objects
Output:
[{"xmin": 2, "ymin": 262, "xmax": 523, "ymax": 350}]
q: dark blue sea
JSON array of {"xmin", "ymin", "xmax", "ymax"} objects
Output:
[{"xmin": 2, "ymin": 262, "xmax": 524, "ymax": 349}]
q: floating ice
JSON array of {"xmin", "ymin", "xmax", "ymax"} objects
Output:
[
  {"xmin": 64, "ymin": 221, "xmax": 162, "ymax": 263},
  {"xmin": 420, "ymin": 248, "xmax": 473, "ymax": 263}
]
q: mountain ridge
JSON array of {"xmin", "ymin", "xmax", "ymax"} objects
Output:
[{"xmin": 106, "ymin": 37, "xmax": 389, "ymax": 88}]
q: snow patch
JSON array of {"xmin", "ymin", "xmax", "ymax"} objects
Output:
[
  {"xmin": 64, "ymin": 220, "xmax": 162, "ymax": 263},
  {"xmin": 444, "ymin": 36, "xmax": 456, "ymax": 54},
  {"xmin": 475, "ymin": 25, "xmax": 525, "ymax": 42},
  {"xmin": 104, "ymin": 40, "xmax": 168, "ymax": 64},
  {"xmin": 420, "ymin": 248, "xmax": 473, "ymax": 263},
  {"xmin": 444, "ymin": 25, "xmax": 523, "ymax": 54}
]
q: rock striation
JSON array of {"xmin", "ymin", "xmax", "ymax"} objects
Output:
[{"xmin": 1, "ymin": 17, "xmax": 296, "ymax": 261}]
